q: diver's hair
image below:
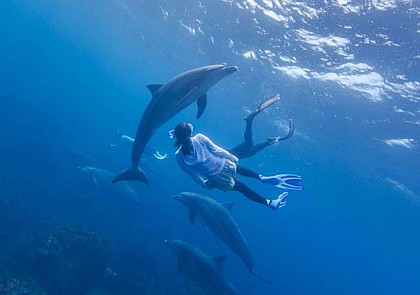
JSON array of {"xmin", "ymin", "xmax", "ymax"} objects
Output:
[
  {"xmin": 179, "ymin": 137, "xmax": 192, "ymax": 155},
  {"xmin": 174, "ymin": 122, "xmax": 192, "ymax": 147}
]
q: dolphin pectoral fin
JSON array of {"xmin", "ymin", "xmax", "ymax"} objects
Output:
[
  {"xmin": 250, "ymin": 269, "xmax": 272, "ymax": 284},
  {"xmin": 188, "ymin": 210, "xmax": 196, "ymax": 225},
  {"xmin": 146, "ymin": 84, "xmax": 163, "ymax": 95},
  {"xmin": 112, "ymin": 166, "xmax": 149, "ymax": 184},
  {"xmin": 212, "ymin": 255, "xmax": 228, "ymax": 270},
  {"xmin": 222, "ymin": 202, "xmax": 234, "ymax": 212},
  {"xmin": 196, "ymin": 94, "xmax": 207, "ymax": 119}
]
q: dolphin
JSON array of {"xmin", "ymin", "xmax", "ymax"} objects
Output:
[
  {"xmin": 79, "ymin": 166, "xmax": 142, "ymax": 205},
  {"xmin": 174, "ymin": 192, "xmax": 271, "ymax": 284},
  {"xmin": 112, "ymin": 64, "xmax": 238, "ymax": 184},
  {"xmin": 165, "ymin": 239, "xmax": 239, "ymax": 295}
]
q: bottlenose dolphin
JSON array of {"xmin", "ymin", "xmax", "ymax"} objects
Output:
[
  {"xmin": 79, "ymin": 166, "xmax": 142, "ymax": 205},
  {"xmin": 113, "ymin": 64, "xmax": 238, "ymax": 184},
  {"xmin": 174, "ymin": 192, "xmax": 271, "ymax": 284},
  {"xmin": 165, "ymin": 239, "xmax": 239, "ymax": 295}
]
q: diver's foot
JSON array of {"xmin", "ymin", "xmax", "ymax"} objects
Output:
[
  {"xmin": 268, "ymin": 192, "xmax": 288, "ymax": 210},
  {"xmin": 244, "ymin": 111, "xmax": 258, "ymax": 122}
]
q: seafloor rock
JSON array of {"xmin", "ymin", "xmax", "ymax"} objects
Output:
[
  {"xmin": 0, "ymin": 272, "xmax": 46, "ymax": 295},
  {"xmin": 12, "ymin": 227, "xmax": 109, "ymax": 295}
]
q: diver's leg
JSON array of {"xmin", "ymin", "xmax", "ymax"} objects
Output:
[
  {"xmin": 249, "ymin": 141, "xmax": 272, "ymax": 156},
  {"xmin": 236, "ymin": 165, "xmax": 261, "ymax": 179},
  {"xmin": 228, "ymin": 116, "xmax": 254, "ymax": 159},
  {"xmin": 232, "ymin": 179, "xmax": 268, "ymax": 205},
  {"xmin": 232, "ymin": 179, "xmax": 288, "ymax": 210},
  {"xmin": 243, "ymin": 116, "xmax": 254, "ymax": 144}
]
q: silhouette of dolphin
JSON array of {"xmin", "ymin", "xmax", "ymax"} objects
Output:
[
  {"xmin": 113, "ymin": 64, "xmax": 237, "ymax": 184},
  {"xmin": 174, "ymin": 192, "xmax": 271, "ymax": 284},
  {"xmin": 79, "ymin": 166, "xmax": 142, "ymax": 205},
  {"xmin": 165, "ymin": 239, "xmax": 239, "ymax": 295}
]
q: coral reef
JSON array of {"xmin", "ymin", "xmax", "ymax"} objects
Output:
[
  {"xmin": 11, "ymin": 227, "xmax": 109, "ymax": 295},
  {"xmin": 0, "ymin": 272, "xmax": 46, "ymax": 295}
]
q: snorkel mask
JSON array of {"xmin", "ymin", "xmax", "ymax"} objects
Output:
[
  {"xmin": 169, "ymin": 123, "xmax": 193, "ymax": 139},
  {"xmin": 170, "ymin": 123, "xmax": 194, "ymax": 147}
]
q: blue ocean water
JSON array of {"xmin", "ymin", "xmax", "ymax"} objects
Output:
[{"xmin": 1, "ymin": 0, "xmax": 419, "ymax": 294}]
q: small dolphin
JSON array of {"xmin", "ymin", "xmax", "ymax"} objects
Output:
[
  {"xmin": 113, "ymin": 64, "xmax": 238, "ymax": 184},
  {"xmin": 79, "ymin": 166, "xmax": 142, "ymax": 205},
  {"xmin": 174, "ymin": 192, "xmax": 271, "ymax": 284},
  {"xmin": 165, "ymin": 239, "xmax": 239, "ymax": 295}
]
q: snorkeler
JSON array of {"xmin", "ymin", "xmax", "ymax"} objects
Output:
[
  {"xmin": 111, "ymin": 130, "xmax": 169, "ymax": 160},
  {"xmin": 171, "ymin": 122, "xmax": 302, "ymax": 210},
  {"xmin": 228, "ymin": 93, "xmax": 294, "ymax": 159}
]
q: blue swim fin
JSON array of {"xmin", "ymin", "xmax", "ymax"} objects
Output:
[
  {"xmin": 245, "ymin": 94, "xmax": 280, "ymax": 121},
  {"xmin": 260, "ymin": 174, "xmax": 303, "ymax": 190},
  {"xmin": 267, "ymin": 119, "xmax": 294, "ymax": 144}
]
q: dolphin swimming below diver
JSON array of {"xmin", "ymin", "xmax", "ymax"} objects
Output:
[
  {"xmin": 165, "ymin": 239, "xmax": 239, "ymax": 295},
  {"xmin": 174, "ymin": 192, "xmax": 271, "ymax": 284},
  {"xmin": 112, "ymin": 64, "xmax": 238, "ymax": 184}
]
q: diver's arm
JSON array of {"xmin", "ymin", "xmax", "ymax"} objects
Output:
[{"xmin": 176, "ymin": 155, "xmax": 207, "ymax": 188}]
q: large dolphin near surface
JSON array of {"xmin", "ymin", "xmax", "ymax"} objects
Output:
[
  {"xmin": 112, "ymin": 64, "xmax": 238, "ymax": 184},
  {"xmin": 174, "ymin": 192, "xmax": 271, "ymax": 284},
  {"xmin": 165, "ymin": 239, "xmax": 239, "ymax": 295}
]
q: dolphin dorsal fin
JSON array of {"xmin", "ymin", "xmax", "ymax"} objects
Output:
[
  {"xmin": 146, "ymin": 84, "xmax": 163, "ymax": 96},
  {"xmin": 212, "ymin": 255, "xmax": 227, "ymax": 270},
  {"xmin": 222, "ymin": 202, "xmax": 234, "ymax": 212},
  {"xmin": 188, "ymin": 210, "xmax": 197, "ymax": 225},
  {"xmin": 196, "ymin": 94, "xmax": 207, "ymax": 119}
]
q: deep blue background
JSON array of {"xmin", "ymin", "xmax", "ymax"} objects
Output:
[{"xmin": 1, "ymin": 1, "xmax": 419, "ymax": 294}]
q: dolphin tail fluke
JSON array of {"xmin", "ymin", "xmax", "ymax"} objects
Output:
[
  {"xmin": 250, "ymin": 269, "xmax": 272, "ymax": 284},
  {"xmin": 112, "ymin": 166, "xmax": 149, "ymax": 184}
]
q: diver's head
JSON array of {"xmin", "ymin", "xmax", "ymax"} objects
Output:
[{"xmin": 173, "ymin": 122, "xmax": 193, "ymax": 147}]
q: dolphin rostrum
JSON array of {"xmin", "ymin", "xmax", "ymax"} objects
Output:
[
  {"xmin": 174, "ymin": 192, "xmax": 271, "ymax": 284},
  {"xmin": 112, "ymin": 64, "xmax": 238, "ymax": 184},
  {"xmin": 165, "ymin": 239, "xmax": 239, "ymax": 295}
]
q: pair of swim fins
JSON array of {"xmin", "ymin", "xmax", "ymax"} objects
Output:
[{"xmin": 252, "ymin": 94, "xmax": 303, "ymax": 190}]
